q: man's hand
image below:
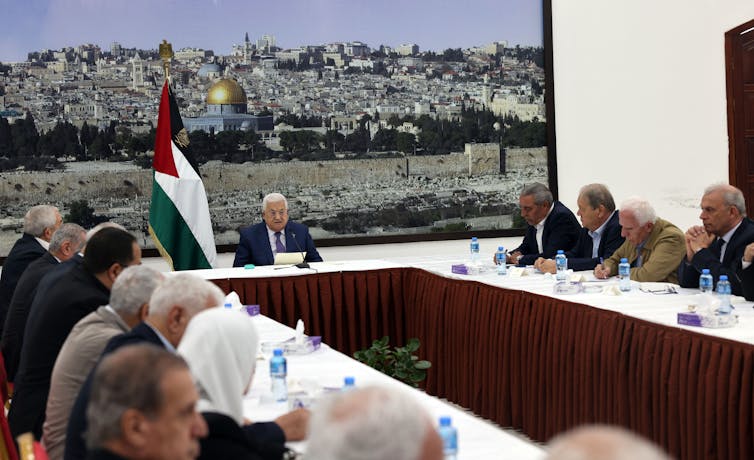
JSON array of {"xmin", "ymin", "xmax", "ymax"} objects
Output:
[
  {"xmin": 534, "ymin": 257, "xmax": 556, "ymax": 274},
  {"xmin": 685, "ymin": 225, "xmax": 714, "ymax": 260},
  {"xmin": 594, "ymin": 264, "xmax": 611, "ymax": 279},
  {"xmin": 507, "ymin": 251, "xmax": 522, "ymax": 265},
  {"xmin": 744, "ymin": 242, "xmax": 754, "ymax": 263},
  {"xmin": 274, "ymin": 408, "xmax": 310, "ymax": 441}
]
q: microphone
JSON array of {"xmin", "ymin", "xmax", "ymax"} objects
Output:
[{"xmin": 289, "ymin": 231, "xmax": 310, "ymax": 269}]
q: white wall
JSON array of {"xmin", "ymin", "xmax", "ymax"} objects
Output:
[{"xmin": 552, "ymin": 0, "xmax": 754, "ymax": 231}]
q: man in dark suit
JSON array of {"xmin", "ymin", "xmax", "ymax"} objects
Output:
[
  {"xmin": 1, "ymin": 223, "xmax": 86, "ymax": 382},
  {"xmin": 84, "ymin": 344, "xmax": 208, "ymax": 460},
  {"xmin": 0, "ymin": 205, "xmax": 62, "ymax": 333},
  {"xmin": 534, "ymin": 183, "xmax": 624, "ymax": 273},
  {"xmin": 678, "ymin": 184, "xmax": 754, "ymax": 295},
  {"xmin": 233, "ymin": 193, "xmax": 322, "ymax": 267},
  {"xmin": 8, "ymin": 227, "xmax": 141, "ymax": 439},
  {"xmin": 507, "ymin": 182, "xmax": 581, "ymax": 266}
]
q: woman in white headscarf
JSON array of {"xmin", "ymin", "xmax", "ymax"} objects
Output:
[{"xmin": 178, "ymin": 308, "xmax": 289, "ymax": 460}]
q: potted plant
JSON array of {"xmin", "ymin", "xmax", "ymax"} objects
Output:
[{"xmin": 353, "ymin": 336, "xmax": 431, "ymax": 387}]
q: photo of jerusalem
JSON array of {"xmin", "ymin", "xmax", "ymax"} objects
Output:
[{"xmin": 0, "ymin": 0, "xmax": 547, "ymax": 255}]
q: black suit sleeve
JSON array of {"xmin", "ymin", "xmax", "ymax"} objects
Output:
[
  {"xmin": 741, "ymin": 265, "xmax": 754, "ymax": 300},
  {"xmin": 518, "ymin": 205, "xmax": 580, "ymax": 266},
  {"xmin": 233, "ymin": 231, "xmax": 253, "ymax": 267}
]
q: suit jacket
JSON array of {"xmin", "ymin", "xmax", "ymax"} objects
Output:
[
  {"xmin": 85, "ymin": 450, "xmax": 127, "ymax": 460},
  {"xmin": 0, "ymin": 233, "xmax": 46, "ymax": 333},
  {"xmin": 43, "ymin": 307, "xmax": 130, "ymax": 460},
  {"xmin": 8, "ymin": 263, "xmax": 109, "ymax": 440},
  {"xmin": 741, "ymin": 264, "xmax": 754, "ymax": 301},
  {"xmin": 677, "ymin": 218, "xmax": 754, "ymax": 296},
  {"xmin": 64, "ymin": 322, "xmax": 163, "ymax": 460},
  {"xmin": 200, "ymin": 412, "xmax": 287, "ymax": 460},
  {"xmin": 1, "ymin": 251, "xmax": 59, "ymax": 382},
  {"xmin": 512, "ymin": 201, "xmax": 581, "ymax": 266},
  {"xmin": 605, "ymin": 218, "xmax": 686, "ymax": 283},
  {"xmin": 233, "ymin": 221, "xmax": 323, "ymax": 267},
  {"xmin": 566, "ymin": 211, "xmax": 624, "ymax": 272}
]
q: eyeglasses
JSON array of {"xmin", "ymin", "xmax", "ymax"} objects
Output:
[{"xmin": 265, "ymin": 209, "xmax": 288, "ymax": 217}]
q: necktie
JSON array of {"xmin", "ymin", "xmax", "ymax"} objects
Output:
[
  {"xmin": 710, "ymin": 238, "xmax": 725, "ymax": 262},
  {"xmin": 274, "ymin": 232, "xmax": 286, "ymax": 254},
  {"xmin": 635, "ymin": 248, "xmax": 643, "ymax": 268}
]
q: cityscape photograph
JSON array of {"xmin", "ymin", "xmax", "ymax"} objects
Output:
[{"xmin": 0, "ymin": 0, "xmax": 548, "ymax": 255}]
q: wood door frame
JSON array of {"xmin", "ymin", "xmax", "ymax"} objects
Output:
[{"xmin": 725, "ymin": 19, "xmax": 754, "ymax": 217}]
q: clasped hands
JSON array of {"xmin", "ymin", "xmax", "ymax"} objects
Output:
[{"xmin": 685, "ymin": 225, "xmax": 715, "ymax": 260}]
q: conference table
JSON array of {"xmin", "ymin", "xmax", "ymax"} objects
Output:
[{"xmin": 194, "ymin": 258, "xmax": 754, "ymax": 460}]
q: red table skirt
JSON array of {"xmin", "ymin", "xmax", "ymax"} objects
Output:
[{"xmin": 211, "ymin": 267, "xmax": 754, "ymax": 460}]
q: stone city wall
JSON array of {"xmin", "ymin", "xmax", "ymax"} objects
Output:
[{"xmin": 0, "ymin": 146, "xmax": 546, "ymax": 203}]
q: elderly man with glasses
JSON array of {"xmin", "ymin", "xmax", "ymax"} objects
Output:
[{"xmin": 233, "ymin": 193, "xmax": 322, "ymax": 267}]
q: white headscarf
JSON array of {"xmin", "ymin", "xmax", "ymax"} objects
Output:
[{"xmin": 178, "ymin": 308, "xmax": 259, "ymax": 424}]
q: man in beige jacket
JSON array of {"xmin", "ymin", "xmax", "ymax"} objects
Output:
[{"xmin": 594, "ymin": 196, "xmax": 685, "ymax": 283}]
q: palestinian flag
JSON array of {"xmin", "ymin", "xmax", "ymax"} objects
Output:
[{"xmin": 148, "ymin": 81, "xmax": 216, "ymax": 270}]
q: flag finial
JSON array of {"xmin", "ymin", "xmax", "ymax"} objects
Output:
[{"xmin": 159, "ymin": 39, "xmax": 174, "ymax": 82}]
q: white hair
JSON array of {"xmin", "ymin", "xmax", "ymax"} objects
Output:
[
  {"xmin": 85, "ymin": 222, "xmax": 126, "ymax": 242},
  {"xmin": 619, "ymin": 196, "xmax": 657, "ymax": 226},
  {"xmin": 306, "ymin": 386, "xmax": 430, "ymax": 460},
  {"xmin": 148, "ymin": 273, "xmax": 224, "ymax": 318},
  {"xmin": 262, "ymin": 193, "xmax": 288, "ymax": 211},
  {"xmin": 23, "ymin": 205, "xmax": 59, "ymax": 237},
  {"xmin": 704, "ymin": 183, "xmax": 747, "ymax": 217},
  {"xmin": 49, "ymin": 223, "xmax": 86, "ymax": 253},
  {"xmin": 109, "ymin": 266, "xmax": 165, "ymax": 316},
  {"xmin": 546, "ymin": 425, "xmax": 671, "ymax": 460}
]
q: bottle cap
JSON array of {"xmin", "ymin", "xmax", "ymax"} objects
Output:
[
  {"xmin": 702, "ymin": 269, "xmax": 710, "ymax": 274},
  {"xmin": 439, "ymin": 416, "xmax": 452, "ymax": 426},
  {"xmin": 620, "ymin": 258, "xmax": 628, "ymax": 263},
  {"xmin": 344, "ymin": 376, "xmax": 355, "ymax": 386},
  {"xmin": 471, "ymin": 237, "xmax": 478, "ymax": 241},
  {"xmin": 224, "ymin": 302, "xmax": 232, "ymax": 309},
  {"xmin": 719, "ymin": 275, "xmax": 728, "ymax": 281},
  {"xmin": 498, "ymin": 246, "xmax": 504, "ymax": 251},
  {"xmin": 273, "ymin": 349, "xmax": 284, "ymax": 357},
  {"xmin": 557, "ymin": 250, "xmax": 564, "ymax": 254}
]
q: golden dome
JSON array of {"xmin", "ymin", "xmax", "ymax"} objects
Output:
[{"xmin": 206, "ymin": 79, "xmax": 247, "ymax": 105}]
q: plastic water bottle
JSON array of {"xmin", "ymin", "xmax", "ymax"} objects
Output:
[
  {"xmin": 716, "ymin": 275, "xmax": 732, "ymax": 315},
  {"xmin": 469, "ymin": 237, "xmax": 480, "ymax": 264},
  {"xmin": 699, "ymin": 269, "xmax": 713, "ymax": 293},
  {"xmin": 270, "ymin": 349, "xmax": 287, "ymax": 402},
  {"xmin": 618, "ymin": 258, "xmax": 631, "ymax": 292},
  {"xmin": 495, "ymin": 246, "xmax": 507, "ymax": 275},
  {"xmin": 438, "ymin": 416, "xmax": 457, "ymax": 460},
  {"xmin": 555, "ymin": 250, "xmax": 567, "ymax": 281},
  {"xmin": 343, "ymin": 376, "xmax": 355, "ymax": 391}
]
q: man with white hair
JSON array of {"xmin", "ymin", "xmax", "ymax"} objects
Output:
[
  {"xmin": 0, "ymin": 204, "xmax": 62, "ymax": 332},
  {"xmin": 65, "ymin": 273, "xmax": 307, "ymax": 460},
  {"xmin": 43, "ymin": 266, "xmax": 164, "ymax": 460},
  {"xmin": 546, "ymin": 425, "xmax": 671, "ymax": 460},
  {"xmin": 594, "ymin": 197, "xmax": 685, "ymax": 283},
  {"xmin": 678, "ymin": 184, "xmax": 754, "ymax": 295},
  {"xmin": 1, "ymin": 222, "xmax": 86, "ymax": 382},
  {"xmin": 64, "ymin": 273, "xmax": 224, "ymax": 460},
  {"xmin": 233, "ymin": 192, "xmax": 322, "ymax": 267},
  {"xmin": 306, "ymin": 385, "xmax": 443, "ymax": 460}
]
